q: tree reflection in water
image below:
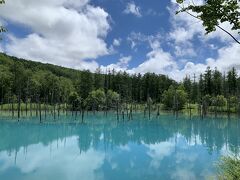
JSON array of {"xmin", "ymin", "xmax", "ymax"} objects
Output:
[{"xmin": 0, "ymin": 113, "xmax": 239, "ymax": 179}]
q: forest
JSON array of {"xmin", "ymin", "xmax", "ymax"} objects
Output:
[{"xmin": 0, "ymin": 52, "xmax": 240, "ymax": 119}]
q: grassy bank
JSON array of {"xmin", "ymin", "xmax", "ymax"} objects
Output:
[
  {"xmin": 217, "ymin": 156, "xmax": 240, "ymax": 179},
  {"xmin": 0, "ymin": 102, "xmax": 239, "ymax": 118}
]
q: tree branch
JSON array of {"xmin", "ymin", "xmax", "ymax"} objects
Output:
[{"xmin": 177, "ymin": 5, "xmax": 240, "ymax": 45}]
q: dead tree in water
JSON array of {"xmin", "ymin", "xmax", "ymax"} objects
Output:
[
  {"xmin": 25, "ymin": 77, "xmax": 29, "ymax": 116},
  {"xmin": 116, "ymin": 101, "xmax": 119, "ymax": 121},
  {"xmin": 157, "ymin": 104, "xmax": 160, "ymax": 117},
  {"xmin": 173, "ymin": 89, "xmax": 179, "ymax": 119},
  {"xmin": 237, "ymin": 93, "xmax": 240, "ymax": 117},
  {"xmin": 227, "ymin": 96, "xmax": 230, "ymax": 119},
  {"xmin": 147, "ymin": 97, "xmax": 152, "ymax": 120},
  {"xmin": 44, "ymin": 96, "xmax": 47, "ymax": 119},
  {"xmin": 81, "ymin": 109, "xmax": 84, "ymax": 123},
  {"xmin": 57, "ymin": 101, "xmax": 60, "ymax": 118},
  {"xmin": 80, "ymin": 100, "xmax": 85, "ymax": 123},
  {"xmin": 199, "ymin": 103, "xmax": 203, "ymax": 119},
  {"xmin": 11, "ymin": 95, "xmax": 14, "ymax": 119},
  {"xmin": 38, "ymin": 97, "xmax": 42, "ymax": 123},
  {"xmin": 129, "ymin": 103, "xmax": 133, "ymax": 120},
  {"xmin": 144, "ymin": 105, "xmax": 147, "ymax": 118},
  {"xmin": 30, "ymin": 96, "xmax": 32, "ymax": 117},
  {"xmin": 122, "ymin": 105, "xmax": 125, "ymax": 121},
  {"xmin": 188, "ymin": 101, "xmax": 192, "ymax": 119},
  {"xmin": 0, "ymin": 78, "xmax": 3, "ymax": 112},
  {"xmin": 17, "ymin": 91, "xmax": 21, "ymax": 121}
]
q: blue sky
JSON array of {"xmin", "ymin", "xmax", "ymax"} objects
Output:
[{"xmin": 0, "ymin": 0, "xmax": 239, "ymax": 81}]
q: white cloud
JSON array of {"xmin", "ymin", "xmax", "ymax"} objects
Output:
[
  {"xmin": 126, "ymin": 38, "xmax": 240, "ymax": 81},
  {"xmin": 0, "ymin": 0, "xmax": 111, "ymax": 70},
  {"xmin": 170, "ymin": 43, "xmax": 240, "ymax": 81},
  {"xmin": 0, "ymin": 136, "xmax": 105, "ymax": 180},
  {"xmin": 130, "ymin": 46, "xmax": 177, "ymax": 75},
  {"xmin": 174, "ymin": 45, "xmax": 196, "ymax": 57},
  {"xmin": 101, "ymin": 56, "xmax": 132, "ymax": 72},
  {"xmin": 169, "ymin": 27, "xmax": 193, "ymax": 44},
  {"xmin": 113, "ymin": 38, "xmax": 121, "ymax": 47},
  {"xmin": 121, "ymin": 0, "xmax": 239, "ymax": 81},
  {"xmin": 127, "ymin": 32, "xmax": 162, "ymax": 50},
  {"xmin": 205, "ymin": 43, "xmax": 240, "ymax": 72},
  {"xmin": 145, "ymin": 141, "xmax": 175, "ymax": 169},
  {"xmin": 124, "ymin": 2, "xmax": 142, "ymax": 17},
  {"xmin": 119, "ymin": 145, "xmax": 131, "ymax": 152}
]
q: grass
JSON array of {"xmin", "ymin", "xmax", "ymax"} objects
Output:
[
  {"xmin": 217, "ymin": 156, "xmax": 240, "ymax": 180},
  {"xmin": 0, "ymin": 103, "xmax": 67, "ymax": 111}
]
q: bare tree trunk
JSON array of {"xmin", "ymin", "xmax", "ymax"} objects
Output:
[
  {"xmin": 81, "ymin": 109, "xmax": 84, "ymax": 123},
  {"xmin": 227, "ymin": 96, "xmax": 230, "ymax": 119},
  {"xmin": 30, "ymin": 97, "xmax": 32, "ymax": 117},
  {"xmin": 17, "ymin": 91, "xmax": 21, "ymax": 121},
  {"xmin": 116, "ymin": 101, "xmax": 119, "ymax": 121},
  {"xmin": 157, "ymin": 105, "xmax": 160, "ymax": 117},
  {"xmin": 148, "ymin": 103, "xmax": 151, "ymax": 120},
  {"xmin": 1, "ymin": 80, "xmax": 3, "ymax": 112},
  {"xmin": 44, "ymin": 96, "xmax": 47, "ymax": 119},
  {"xmin": 11, "ymin": 96, "xmax": 14, "ymax": 119},
  {"xmin": 122, "ymin": 108, "xmax": 125, "ymax": 121},
  {"xmin": 39, "ymin": 97, "xmax": 42, "ymax": 123},
  {"xmin": 25, "ymin": 97, "xmax": 28, "ymax": 117}
]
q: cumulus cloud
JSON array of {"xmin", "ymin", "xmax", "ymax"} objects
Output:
[
  {"xmin": 101, "ymin": 56, "xmax": 132, "ymax": 72},
  {"xmin": 127, "ymin": 32, "xmax": 162, "ymax": 50},
  {"xmin": 113, "ymin": 38, "xmax": 121, "ymax": 47},
  {"xmin": 125, "ymin": 38, "xmax": 240, "ymax": 81},
  {"xmin": 0, "ymin": 136, "xmax": 105, "ymax": 180},
  {"xmin": 130, "ymin": 44, "xmax": 177, "ymax": 75},
  {"xmin": 0, "ymin": 0, "xmax": 111, "ymax": 70},
  {"xmin": 119, "ymin": 0, "xmax": 239, "ymax": 81},
  {"xmin": 170, "ymin": 42, "xmax": 240, "ymax": 81},
  {"xmin": 124, "ymin": 2, "xmax": 142, "ymax": 17},
  {"xmin": 145, "ymin": 141, "xmax": 175, "ymax": 169}
]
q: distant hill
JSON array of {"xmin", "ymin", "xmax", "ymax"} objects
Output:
[{"xmin": 0, "ymin": 53, "xmax": 175, "ymax": 104}]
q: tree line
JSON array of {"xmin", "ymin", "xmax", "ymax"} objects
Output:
[
  {"xmin": 181, "ymin": 67, "xmax": 240, "ymax": 116},
  {"xmin": 0, "ymin": 53, "xmax": 174, "ymax": 119},
  {"xmin": 0, "ymin": 53, "xmax": 240, "ymax": 119}
]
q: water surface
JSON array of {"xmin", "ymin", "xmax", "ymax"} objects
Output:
[{"xmin": 0, "ymin": 113, "xmax": 239, "ymax": 180}]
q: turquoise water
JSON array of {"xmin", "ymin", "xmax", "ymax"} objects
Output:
[{"xmin": 0, "ymin": 113, "xmax": 239, "ymax": 180}]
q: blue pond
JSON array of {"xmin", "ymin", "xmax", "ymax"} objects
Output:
[{"xmin": 0, "ymin": 113, "xmax": 239, "ymax": 180}]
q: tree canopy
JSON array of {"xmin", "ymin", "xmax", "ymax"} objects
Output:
[
  {"xmin": 0, "ymin": 0, "xmax": 6, "ymax": 34},
  {"xmin": 176, "ymin": 0, "xmax": 240, "ymax": 44}
]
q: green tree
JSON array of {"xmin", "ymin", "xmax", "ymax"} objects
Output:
[
  {"xmin": 227, "ymin": 67, "xmax": 237, "ymax": 95},
  {"xmin": 85, "ymin": 89, "xmax": 106, "ymax": 111},
  {"xmin": 162, "ymin": 85, "xmax": 187, "ymax": 110},
  {"xmin": 204, "ymin": 67, "xmax": 213, "ymax": 95},
  {"xmin": 183, "ymin": 75, "xmax": 192, "ymax": 100},
  {"xmin": 0, "ymin": 65, "xmax": 12, "ymax": 104},
  {"xmin": 212, "ymin": 68, "xmax": 222, "ymax": 96},
  {"xmin": 78, "ymin": 70, "xmax": 93, "ymax": 100},
  {"xmin": 211, "ymin": 95, "xmax": 226, "ymax": 109},
  {"xmin": 198, "ymin": 73, "xmax": 205, "ymax": 100},
  {"xmin": 94, "ymin": 68, "xmax": 104, "ymax": 90},
  {"xmin": 69, "ymin": 91, "xmax": 81, "ymax": 111},
  {"xmin": 191, "ymin": 74, "xmax": 198, "ymax": 103},
  {"xmin": 176, "ymin": 0, "xmax": 240, "ymax": 44},
  {"xmin": 229, "ymin": 96, "xmax": 238, "ymax": 109},
  {"xmin": 106, "ymin": 90, "xmax": 120, "ymax": 109},
  {"xmin": 58, "ymin": 77, "xmax": 75, "ymax": 104}
]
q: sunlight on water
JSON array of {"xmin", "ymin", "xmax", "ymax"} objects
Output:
[{"xmin": 0, "ymin": 113, "xmax": 239, "ymax": 180}]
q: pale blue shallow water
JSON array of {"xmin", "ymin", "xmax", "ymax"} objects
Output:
[{"xmin": 0, "ymin": 113, "xmax": 239, "ymax": 180}]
